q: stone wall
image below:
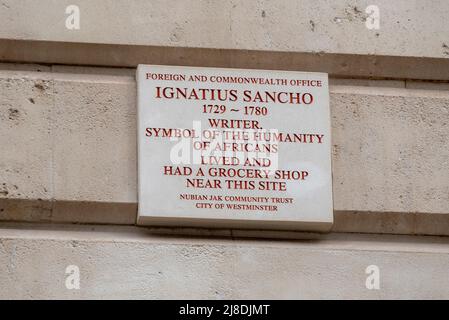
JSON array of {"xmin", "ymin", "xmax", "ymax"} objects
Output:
[{"xmin": 0, "ymin": 0, "xmax": 448, "ymax": 299}]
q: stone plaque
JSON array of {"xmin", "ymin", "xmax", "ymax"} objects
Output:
[{"xmin": 137, "ymin": 64, "xmax": 333, "ymax": 231}]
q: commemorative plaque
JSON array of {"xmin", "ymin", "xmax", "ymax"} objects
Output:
[{"xmin": 137, "ymin": 65, "xmax": 333, "ymax": 231}]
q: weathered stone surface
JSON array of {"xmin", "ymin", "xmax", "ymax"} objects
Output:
[
  {"xmin": 0, "ymin": 71, "xmax": 53, "ymax": 202},
  {"xmin": 0, "ymin": 0, "xmax": 448, "ymax": 301},
  {"xmin": 331, "ymin": 86, "xmax": 449, "ymax": 214},
  {"xmin": 1, "ymin": 0, "xmax": 449, "ymax": 59},
  {"xmin": 1, "ymin": 67, "xmax": 449, "ymax": 233},
  {"xmin": 52, "ymin": 72, "xmax": 136, "ymax": 203},
  {"xmin": 0, "ymin": 223, "xmax": 448, "ymax": 299}
]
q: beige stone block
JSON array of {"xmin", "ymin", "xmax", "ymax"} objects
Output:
[
  {"xmin": 0, "ymin": 70, "xmax": 53, "ymax": 201},
  {"xmin": 330, "ymin": 86, "xmax": 449, "ymax": 214},
  {"xmin": 52, "ymin": 73, "xmax": 137, "ymax": 203},
  {"xmin": 1, "ymin": 0, "xmax": 448, "ymax": 59},
  {"xmin": 0, "ymin": 223, "xmax": 448, "ymax": 299}
]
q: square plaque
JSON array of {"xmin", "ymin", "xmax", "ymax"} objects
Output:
[{"xmin": 137, "ymin": 64, "xmax": 333, "ymax": 231}]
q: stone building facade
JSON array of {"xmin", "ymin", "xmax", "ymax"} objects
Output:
[{"xmin": 0, "ymin": 0, "xmax": 448, "ymax": 299}]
